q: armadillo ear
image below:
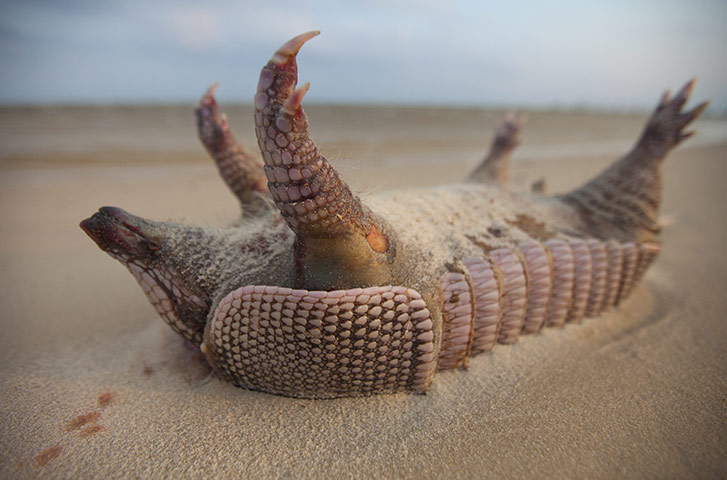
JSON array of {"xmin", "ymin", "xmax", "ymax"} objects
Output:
[
  {"xmin": 202, "ymin": 285, "xmax": 437, "ymax": 399},
  {"xmin": 253, "ymin": 32, "xmax": 388, "ymax": 251}
]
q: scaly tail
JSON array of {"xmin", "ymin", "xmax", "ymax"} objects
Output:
[{"xmin": 561, "ymin": 80, "xmax": 708, "ymax": 241}]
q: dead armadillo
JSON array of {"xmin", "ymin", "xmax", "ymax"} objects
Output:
[{"xmin": 80, "ymin": 31, "xmax": 708, "ymax": 398}]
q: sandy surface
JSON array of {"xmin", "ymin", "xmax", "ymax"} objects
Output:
[{"xmin": 0, "ymin": 106, "xmax": 726, "ymax": 479}]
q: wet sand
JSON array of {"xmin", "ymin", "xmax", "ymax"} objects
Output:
[{"xmin": 0, "ymin": 105, "xmax": 725, "ymax": 478}]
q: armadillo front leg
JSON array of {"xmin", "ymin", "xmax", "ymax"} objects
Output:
[{"xmin": 195, "ymin": 84, "xmax": 270, "ymax": 215}]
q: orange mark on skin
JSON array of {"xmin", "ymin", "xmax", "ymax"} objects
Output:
[
  {"xmin": 366, "ymin": 226, "xmax": 388, "ymax": 253},
  {"xmin": 98, "ymin": 391, "xmax": 116, "ymax": 408},
  {"xmin": 67, "ymin": 411, "xmax": 100, "ymax": 431},
  {"xmin": 35, "ymin": 445, "xmax": 62, "ymax": 467},
  {"xmin": 80, "ymin": 424, "xmax": 105, "ymax": 438}
]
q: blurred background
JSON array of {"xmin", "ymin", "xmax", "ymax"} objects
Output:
[{"xmin": 1, "ymin": 0, "xmax": 725, "ymax": 111}]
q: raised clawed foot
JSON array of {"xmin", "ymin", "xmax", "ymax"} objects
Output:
[
  {"xmin": 635, "ymin": 79, "xmax": 709, "ymax": 159},
  {"xmin": 195, "ymin": 83, "xmax": 224, "ymax": 146},
  {"xmin": 195, "ymin": 83, "xmax": 269, "ymax": 212},
  {"xmin": 467, "ymin": 112, "xmax": 527, "ymax": 185},
  {"xmin": 492, "ymin": 111, "xmax": 526, "ymax": 153},
  {"xmin": 561, "ymin": 79, "xmax": 708, "ymax": 240}
]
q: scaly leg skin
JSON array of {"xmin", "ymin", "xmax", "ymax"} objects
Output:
[
  {"xmin": 252, "ymin": 31, "xmax": 398, "ymax": 290},
  {"xmin": 467, "ymin": 112, "xmax": 526, "ymax": 185},
  {"xmin": 561, "ymin": 80, "xmax": 708, "ymax": 241},
  {"xmin": 195, "ymin": 84, "xmax": 270, "ymax": 215}
]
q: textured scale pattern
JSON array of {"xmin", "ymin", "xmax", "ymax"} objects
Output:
[
  {"xmin": 463, "ymin": 257, "xmax": 501, "ymax": 355},
  {"xmin": 490, "ymin": 248, "xmax": 528, "ymax": 343},
  {"xmin": 434, "ymin": 239, "xmax": 660, "ymax": 371},
  {"xmin": 567, "ymin": 239, "xmax": 592, "ymax": 324},
  {"xmin": 585, "ymin": 239, "xmax": 608, "ymax": 317},
  {"xmin": 204, "ymin": 285, "xmax": 435, "ymax": 398},
  {"xmin": 80, "ymin": 31, "xmax": 705, "ymax": 398},
  {"xmin": 544, "ymin": 239, "xmax": 575, "ymax": 328},
  {"xmin": 438, "ymin": 272, "xmax": 474, "ymax": 370},
  {"xmin": 519, "ymin": 241, "xmax": 553, "ymax": 334}
]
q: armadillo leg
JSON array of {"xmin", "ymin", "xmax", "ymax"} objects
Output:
[
  {"xmin": 467, "ymin": 112, "xmax": 526, "ymax": 185},
  {"xmin": 561, "ymin": 80, "xmax": 708, "ymax": 239},
  {"xmin": 195, "ymin": 84, "xmax": 269, "ymax": 214},
  {"xmin": 253, "ymin": 33, "xmax": 398, "ymax": 291}
]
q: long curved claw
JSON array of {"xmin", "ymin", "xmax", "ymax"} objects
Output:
[
  {"xmin": 254, "ymin": 32, "xmax": 395, "ymax": 290},
  {"xmin": 271, "ymin": 30, "xmax": 320, "ymax": 66},
  {"xmin": 671, "ymin": 78, "xmax": 696, "ymax": 112},
  {"xmin": 467, "ymin": 112, "xmax": 526, "ymax": 185},
  {"xmin": 202, "ymin": 284, "xmax": 436, "ymax": 398},
  {"xmin": 195, "ymin": 83, "xmax": 269, "ymax": 212}
]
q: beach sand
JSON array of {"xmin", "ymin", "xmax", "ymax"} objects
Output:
[{"xmin": 0, "ymin": 105, "xmax": 725, "ymax": 478}]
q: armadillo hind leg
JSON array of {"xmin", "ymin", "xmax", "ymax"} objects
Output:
[
  {"xmin": 560, "ymin": 80, "xmax": 708, "ymax": 240},
  {"xmin": 195, "ymin": 83, "xmax": 270, "ymax": 215},
  {"xmin": 466, "ymin": 112, "xmax": 526, "ymax": 185}
]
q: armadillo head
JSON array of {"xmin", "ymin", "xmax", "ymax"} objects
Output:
[{"xmin": 80, "ymin": 207, "xmax": 212, "ymax": 345}]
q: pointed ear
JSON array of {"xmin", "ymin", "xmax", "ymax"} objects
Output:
[{"xmin": 253, "ymin": 32, "xmax": 390, "ymax": 254}]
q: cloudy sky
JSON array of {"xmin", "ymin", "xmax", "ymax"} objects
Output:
[{"xmin": 1, "ymin": 0, "xmax": 725, "ymax": 111}]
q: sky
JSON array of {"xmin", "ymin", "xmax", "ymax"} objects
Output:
[{"xmin": 1, "ymin": 0, "xmax": 725, "ymax": 112}]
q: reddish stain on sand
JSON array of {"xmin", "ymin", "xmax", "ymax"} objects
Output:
[
  {"xmin": 67, "ymin": 411, "xmax": 101, "ymax": 431},
  {"xmin": 35, "ymin": 445, "xmax": 63, "ymax": 467},
  {"xmin": 79, "ymin": 424, "xmax": 105, "ymax": 438},
  {"xmin": 97, "ymin": 391, "xmax": 116, "ymax": 408}
]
